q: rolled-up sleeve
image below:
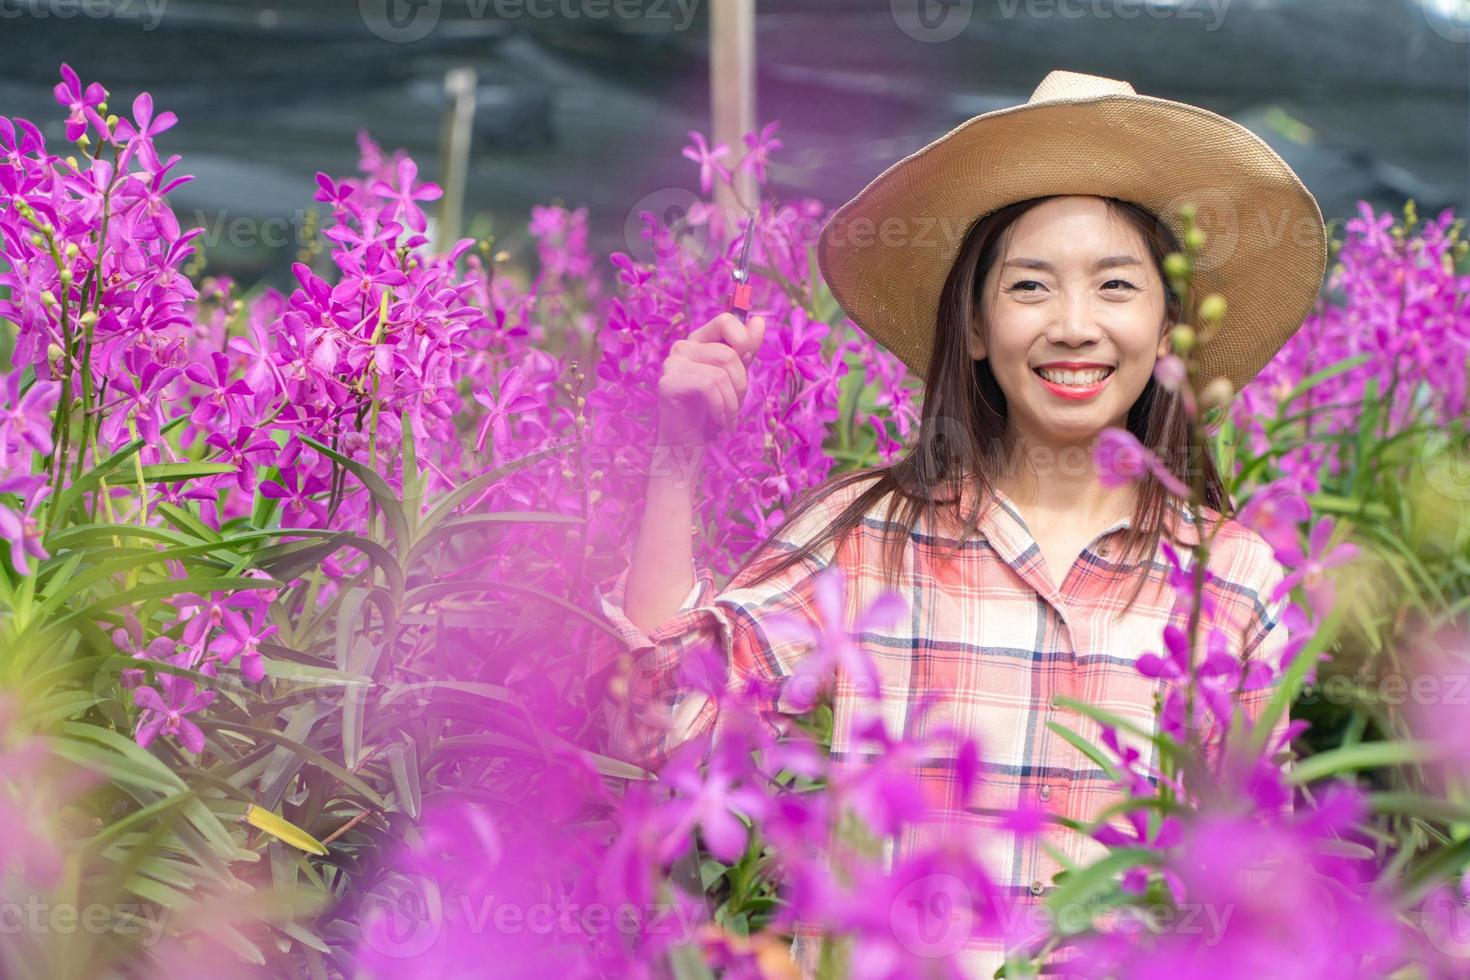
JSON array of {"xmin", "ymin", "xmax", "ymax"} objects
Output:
[{"xmin": 586, "ymin": 491, "xmax": 850, "ymax": 775}]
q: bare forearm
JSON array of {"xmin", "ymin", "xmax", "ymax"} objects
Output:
[{"xmin": 623, "ymin": 447, "xmax": 701, "ymax": 635}]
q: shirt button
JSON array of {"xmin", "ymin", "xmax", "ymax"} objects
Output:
[
  {"xmin": 1098, "ymin": 541, "xmax": 1111, "ymax": 557},
  {"xmin": 1039, "ymin": 785, "xmax": 1051, "ymax": 801},
  {"xmin": 1029, "ymin": 880, "xmax": 1045, "ymax": 896},
  {"xmin": 1049, "ymin": 694, "xmax": 1061, "ymax": 709}
]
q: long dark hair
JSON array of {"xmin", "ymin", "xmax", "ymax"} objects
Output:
[{"xmin": 740, "ymin": 195, "xmax": 1228, "ymax": 616}]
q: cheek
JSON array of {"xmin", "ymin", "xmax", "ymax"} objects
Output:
[{"xmin": 984, "ymin": 313, "xmax": 1035, "ymax": 375}]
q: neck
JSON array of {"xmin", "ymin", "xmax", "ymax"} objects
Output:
[{"xmin": 993, "ymin": 426, "xmax": 1138, "ymax": 526}]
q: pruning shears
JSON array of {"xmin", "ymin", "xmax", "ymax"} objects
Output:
[
  {"xmin": 701, "ymin": 208, "xmax": 761, "ymax": 441},
  {"xmin": 726, "ymin": 206, "xmax": 758, "ymax": 324}
]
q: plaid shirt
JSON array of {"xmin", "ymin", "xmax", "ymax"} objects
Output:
[{"xmin": 589, "ymin": 475, "xmax": 1293, "ymax": 975}]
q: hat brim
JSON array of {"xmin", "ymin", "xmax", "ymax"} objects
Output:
[{"xmin": 815, "ymin": 92, "xmax": 1328, "ymax": 395}]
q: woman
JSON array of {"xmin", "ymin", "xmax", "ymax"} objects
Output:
[{"xmin": 590, "ymin": 70, "xmax": 1326, "ymax": 974}]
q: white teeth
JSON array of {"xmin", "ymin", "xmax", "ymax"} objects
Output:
[{"xmin": 1036, "ymin": 367, "xmax": 1112, "ymax": 386}]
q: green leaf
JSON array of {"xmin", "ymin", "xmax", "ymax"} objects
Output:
[
  {"xmin": 1367, "ymin": 792, "xmax": 1470, "ymax": 824},
  {"xmin": 1047, "ymin": 696, "xmax": 1174, "ymax": 756},
  {"xmin": 1043, "ymin": 847, "xmax": 1157, "ymax": 932},
  {"xmin": 1286, "ymin": 740, "xmax": 1440, "ymax": 785},
  {"xmin": 1248, "ymin": 601, "xmax": 1346, "ymax": 759},
  {"xmin": 40, "ymin": 574, "xmax": 279, "ymax": 632},
  {"xmin": 405, "ymin": 511, "xmax": 582, "ymax": 567},
  {"xmin": 51, "ymin": 413, "xmax": 189, "ymax": 522},
  {"xmin": 78, "ymin": 792, "xmax": 199, "ymax": 855},
  {"xmin": 1046, "ymin": 720, "xmax": 1124, "ymax": 784},
  {"xmin": 244, "ymin": 804, "xmax": 329, "ymax": 855},
  {"xmin": 51, "ymin": 735, "xmax": 181, "ymax": 795},
  {"xmin": 193, "ymin": 720, "xmax": 387, "ymax": 809},
  {"xmin": 156, "ymin": 501, "xmax": 224, "ymax": 542},
  {"xmin": 299, "ymin": 435, "xmax": 409, "ymax": 545},
  {"xmin": 418, "ymin": 442, "xmax": 576, "ymax": 536},
  {"xmin": 137, "ymin": 462, "xmax": 238, "ymax": 483},
  {"xmin": 1278, "ymin": 353, "xmax": 1371, "ymax": 408},
  {"xmin": 388, "ymin": 737, "xmax": 422, "ymax": 820},
  {"xmin": 1306, "ymin": 492, "xmax": 1390, "ymax": 520}
]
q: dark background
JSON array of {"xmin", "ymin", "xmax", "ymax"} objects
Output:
[{"xmin": 3, "ymin": 0, "xmax": 1466, "ymax": 286}]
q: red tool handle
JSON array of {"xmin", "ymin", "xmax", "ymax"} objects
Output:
[{"xmin": 726, "ymin": 281, "xmax": 753, "ymax": 323}]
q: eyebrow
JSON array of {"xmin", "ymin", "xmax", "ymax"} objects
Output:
[{"xmin": 1001, "ymin": 255, "xmax": 1144, "ymax": 273}]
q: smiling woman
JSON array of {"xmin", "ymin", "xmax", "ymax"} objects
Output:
[{"xmin": 598, "ymin": 68, "xmax": 1327, "ymax": 976}]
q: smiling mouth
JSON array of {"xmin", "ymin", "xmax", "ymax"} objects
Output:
[{"xmin": 1032, "ymin": 366, "xmax": 1115, "ymax": 387}]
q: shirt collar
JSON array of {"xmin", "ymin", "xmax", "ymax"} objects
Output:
[{"xmin": 935, "ymin": 476, "xmax": 1209, "ymax": 549}]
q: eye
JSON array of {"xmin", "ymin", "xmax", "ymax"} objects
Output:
[
  {"xmin": 1102, "ymin": 278, "xmax": 1140, "ymax": 291},
  {"xmin": 1005, "ymin": 280, "xmax": 1045, "ymax": 292}
]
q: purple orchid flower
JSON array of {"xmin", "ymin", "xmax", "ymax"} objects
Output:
[
  {"xmin": 112, "ymin": 91, "xmax": 178, "ymax": 172},
  {"xmin": 133, "ymin": 672, "xmax": 215, "ymax": 754},
  {"xmin": 659, "ymin": 731, "xmax": 769, "ymax": 863},
  {"xmin": 0, "ymin": 374, "xmax": 60, "ymax": 469},
  {"xmin": 1094, "ymin": 426, "xmax": 1191, "ymax": 497},
  {"xmin": 737, "ymin": 121, "xmax": 783, "ymax": 185},
  {"xmin": 472, "ymin": 365, "xmax": 541, "ymax": 456},
  {"xmin": 52, "ymin": 63, "xmax": 107, "ymax": 142},
  {"xmin": 369, "ymin": 156, "xmax": 442, "ymax": 234},
  {"xmin": 1270, "ymin": 514, "xmax": 1359, "ymax": 614},
  {"xmin": 680, "ymin": 130, "xmax": 730, "ymax": 195}
]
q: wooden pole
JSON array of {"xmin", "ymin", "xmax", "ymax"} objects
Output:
[
  {"xmin": 436, "ymin": 66, "xmax": 478, "ymax": 252},
  {"xmin": 710, "ymin": 0, "xmax": 756, "ymax": 227}
]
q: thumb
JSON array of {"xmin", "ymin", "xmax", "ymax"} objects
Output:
[{"xmin": 742, "ymin": 314, "xmax": 765, "ymax": 363}]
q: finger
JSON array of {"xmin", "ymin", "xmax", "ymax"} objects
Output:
[
  {"xmin": 739, "ymin": 314, "xmax": 765, "ymax": 366},
  {"xmin": 687, "ymin": 312, "xmax": 750, "ymax": 353},
  {"xmin": 665, "ymin": 358, "xmax": 735, "ymax": 426},
  {"xmin": 674, "ymin": 339, "xmax": 748, "ymax": 394},
  {"xmin": 686, "ymin": 361, "xmax": 738, "ymax": 426},
  {"xmin": 658, "ymin": 368, "xmax": 733, "ymax": 431}
]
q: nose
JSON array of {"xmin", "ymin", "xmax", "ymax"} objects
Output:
[{"xmin": 1046, "ymin": 291, "xmax": 1104, "ymax": 348}]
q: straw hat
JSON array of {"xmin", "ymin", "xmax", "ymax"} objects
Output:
[{"xmin": 815, "ymin": 69, "xmax": 1328, "ymax": 395}]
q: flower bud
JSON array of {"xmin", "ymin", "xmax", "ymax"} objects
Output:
[
  {"xmin": 1153, "ymin": 354, "xmax": 1187, "ymax": 391},
  {"xmin": 1178, "ymin": 203, "xmax": 1197, "ymax": 223},
  {"xmin": 66, "ymin": 155, "xmax": 80, "ymax": 170},
  {"xmin": 59, "ymin": 268, "xmax": 74, "ymax": 287},
  {"xmin": 1163, "ymin": 252, "xmax": 1190, "ymax": 281},
  {"xmin": 40, "ymin": 290, "xmax": 57, "ymax": 307},
  {"xmin": 1198, "ymin": 294, "xmax": 1227, "ymax": 324},
  {"xmin": 1199, "ymin": 376, "xmax": 1234, "ymax": 411},
  {"xmin": 47, "ymin": 342, "xmax": 64, "ymax": 365},
  {"xmin": 78, "ymin": 311, "xmax": 98, "ymax": 329},
  {"xmin": 105, "ymin": 114, "xmax": 119, "ymax": 130},
  {"xmin": 1185, "ymin": 226, "xmax": 1206, "ymax": 251},
  {"xmin": 1169, "ymin": 324, "xmax": 1196, "ymax": 355}
]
